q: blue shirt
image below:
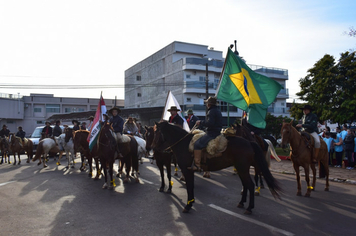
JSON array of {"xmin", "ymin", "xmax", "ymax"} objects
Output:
[
  {"xmin": 354, "ymin": 137, "xmax": 356, "ymax": 152},
  {"xmin": 323, "ymin": 137, "xmax": 333, "ymax": 152},
  {"xmin": 334, "ymin": 133, "xmax": 343, "ymax": 152},
  {"xmin": 341, "ymin": 130, "xmax": 348, "ymax": 141}
]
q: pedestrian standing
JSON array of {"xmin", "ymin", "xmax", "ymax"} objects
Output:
[
  {"xmin": 323, "ymin": 132, "xmax": 333, "ymax": 166},
  {"xmin": 333, "ymin": 127, "xmax": 343, "ymax": 168},
  {"xmin": 344, "ymin": 128, "xmax": 355, "ymax": 169}
]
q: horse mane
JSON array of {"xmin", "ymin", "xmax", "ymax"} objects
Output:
[
  {"xmin": 75, "ymin": 129, "xmax": 90, "ymax": 134},
  {"xmin": 159, "ymin": 120, "xmax": 188, "ymax": 135}
]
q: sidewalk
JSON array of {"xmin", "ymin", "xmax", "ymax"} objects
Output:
[{"xmin": 269, "ymin": 159, "xmax": 356, "ymax": 185}]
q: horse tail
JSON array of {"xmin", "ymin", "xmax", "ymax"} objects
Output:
[
  {"xmin": 266, "ymin": 139, "xmax": 281, "ymax": 162},
  {"xmin": 33, "ymin": 141, "xmax": 44, "ymax": 161},
  {"xmin": 251, "ymin": 141, "xmax": 282, "ymax": 199}
]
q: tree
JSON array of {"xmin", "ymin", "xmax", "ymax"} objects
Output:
[
  {"xmin": 261, "ymin": 113, "xmax": 295, "ymax": 139},
  {"xmin": 295, "ymin": 52, "xmax": 356, "ymax": 125},
  {"xmin": 345, "ymin": 26, "xmax": 356, "ymax": 37}
]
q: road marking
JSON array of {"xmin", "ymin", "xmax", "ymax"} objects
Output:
[
  {"xmin": 208, "ymin": 204, "xmax": 294, "ymax": 236},
  {"xmin": 140, "ymin": 178, "xmax": 155, "ymax": 185},
  {"xmin": 0, "ymin": 181, "xmax": 15, "ymax": 187}
]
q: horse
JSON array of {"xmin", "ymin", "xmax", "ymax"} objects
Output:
[
  {"xmin": 232, "ymin": 123, "xmax": 281, "ymax": 195},
  {"xmin": 145, "ymin": 125, "xmax": 177, "ymax": 193},
  {"xmin": 32, "ymin": 138, "xmax": 60, "ymax": 168},
  {"xmin": 8, "ymin": 133, "xmax": 33, "ymax": 165},
  {"xmin": 97, "ymin": 123, "xmax": 117, "ymax": 189},
  {"xmin": 56, "ymin": 133, "xmax": 75, "ymax": 168},
  {"xmin": 133, "ymin": 135, "xmax": 147, "ymax": 165},
  {"xmin": 115, "ymin": 131, "xmax": 139, "ymax": 183},
  {"xmin": 152, "ymin": 121, "xmax": 281, "ymax": 214},
  {"xmin": 69, "ymin": 128, "xmax": 100, "ymax": 179},
  {"xmin": 280, "ymin": 121, "xmax": 329, "ymax": 197},
  {"xmin": 0, "ymin": 137, "xmax": 10, "ymax": 164}
]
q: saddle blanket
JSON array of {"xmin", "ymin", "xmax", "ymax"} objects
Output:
[
  {"xmin": 111, "ymin": 131, "xmax": 131, "ymax": 144},
  {"xmin": 189, "ymin": 130, "xmax": 228, "ymax": 157}
]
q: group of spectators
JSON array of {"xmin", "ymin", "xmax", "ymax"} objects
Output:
[{"xmin": 320, "ymin": 124, "xmax": 356, "ymax": 169}]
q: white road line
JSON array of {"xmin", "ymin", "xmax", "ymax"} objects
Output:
[
  {"xmin": 140, "ymin": 178, "xmax": 155, "ymax": 185},
  {"xmin": 0, "ymin": 181, "xmax": 15, "ymax": 187},
  {"xmin": 208, "ymin": 204, "xmax": 294, "ymax": 236}
]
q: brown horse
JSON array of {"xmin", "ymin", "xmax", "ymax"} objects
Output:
[
  {"xmin": 280, "ymin": 121, "xmax": 329, "ymax": 197},
  {"xmin": 152, "ymin": 121, "xmax": 281, "ymax": 214},
  {"xmin": 9, "ymin": 133, "xmax": 33, "ymax": 165},
  {"xmin": 0, "ymin": 137, "xmax": 10, "ymax": 164},
  {"xmin": 69, "ymin": 128, "xmax": 100, "ymax": 179}
]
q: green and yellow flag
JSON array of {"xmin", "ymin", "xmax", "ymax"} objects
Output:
[{"xmin": 216, "ymin": 48, "xmax": 283, "ymax": 129}]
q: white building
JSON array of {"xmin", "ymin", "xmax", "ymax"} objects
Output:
[{"xmin": 124, "ymin": 41, "xmax": 289, "ymax": 125}]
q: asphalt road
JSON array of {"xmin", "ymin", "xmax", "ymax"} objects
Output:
[{"xmin": 1, "ymin": 155, "xmax": 356, "ymax": 236}]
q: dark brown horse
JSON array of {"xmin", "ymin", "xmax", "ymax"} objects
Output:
[
  {"xmin": 9, "ymin": 133, "xmax": 33, "ymax": 165},
  {"xmin": 152, "ymin": 121, "xmax": 281, "ymax": 214},
  {"xmin": 145, "ymin": 125, "xmax": 175, "ymax": 193},
  {"xmin": 0, "ymin": 137, "xmax": 10, "ymax": 164},
  {"xmin": 280, "ymin": 121, "xmax": 329, "ymax": 197},
  {"xmin": 115, "ymin": 130, "xmax": 139, "ymax": 183},
  {"xmin": 69, "ymin": 128, "xmax": 100, "ymax": 179}
]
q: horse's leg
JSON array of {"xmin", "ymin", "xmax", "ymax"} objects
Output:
[
  {"xmin": 173, "ymin": 156, "xmax": 178, "ymax": 176},
  {"xmin": 182, "ymin": 169, "xmax": 195, "ymax": 213},
  {"xmin": 293, "ymin": 164, "xmax": 302, "ymax": 196},
  {"xmin": 310, "ymin": 163, "xmax": 317, "ymax": 190},
  {"xmin": 17, "ymin": 152, "xmax": 21, "ymax": 165},
  {"xmin": 87, "ymin": 157, "xmax": 93, "ymax": 177},
  {"xmin": 123, "ymin": 158, "xmax": 131, "ymax": 183},
  {"xmin": 43, "ymin": 153, "xmax": 48, "ymax": 168},
  {"xmin": 254, "ymin": 170, "xmax": 260, "ymax": 196},
  {"xmin": 94, "ymin": 157, "xmax": 101, "ymax": 180},
  {"xmin": 304, "ymin": 165, "xmax": 312, "ymax": 197},
  {"xmin": 157, "ymin": 158, "xmax": 165, "ymax": 192},
  {"xmin": 108, "ymin": 161, "xmax": 115, "ymax": 190},
  {"xmin": 166, "ymin": 158, "xmax": 172, "ymax": 193},
  {"xmin": 116, "ymin": 159, "xmax": 123, "ymax": 177},
  {"xmin": 238, "ymin": 170, "xmax": 255, "ymax": 214},
  {"xmin": 12, "ymin": 152, "xmax": 16, "ymax": 165}
]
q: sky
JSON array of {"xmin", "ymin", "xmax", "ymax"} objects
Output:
[{"xmin": 0, "ymin": 0, "xmax": 355, "ymax": 102}]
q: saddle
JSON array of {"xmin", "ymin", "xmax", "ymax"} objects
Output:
[
  {"xmin": 300, "ymin": 131, "xmax": 315, "ymax": 149},
  {"xmin": 111, "ymin": 130, "xmax": 131, "ymax": 144},
  {"xmin": 189, "ymin": 130, "xmax": 228, "ymax": 159}
]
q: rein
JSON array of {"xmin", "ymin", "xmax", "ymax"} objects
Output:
[
  {"xmin": 162, "ymin": 123, "xmax": 198, "ymax": 151},
  {"xmin": 287, "ymin": 125, "xmax": 308, "ymax": 158}
]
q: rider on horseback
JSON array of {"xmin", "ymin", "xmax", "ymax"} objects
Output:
[
  {"xmin": 108, "ymin": 107, "xmax": 124, "ymax": 158},
  {"xmin": 123, "ymin": 117, "xmax": 139, "ymax": 135},
  {"xmin": 15, "ymin": 126, "xmax": 26, "ymax": 148},
  {"xmin": 188, "ymin": 96, "xmax": 222, "ymax": 171},
  {"xmin": 296, "ymin": 104, "xmax": 320, "ymax": 163},
  {"xmin": 41, "ymin": 121, "xmax": 53, "ymax": 138}
]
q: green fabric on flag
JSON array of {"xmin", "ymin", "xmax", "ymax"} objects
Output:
[{"xmin": 216, "ymin": 48, "xmax": 283, "ymax": 129}]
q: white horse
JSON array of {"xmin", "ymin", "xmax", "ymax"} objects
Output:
[
  {"xmin": 56, "ymin": 134, "xmax": 75, "ymax": 168},
  {"xmin": 133, "ymin": 136, "xmax": 146, "ymax": 164},
  {"xmin": 32, "ymin": 138, "xmax": 60, "ymax": 168}
]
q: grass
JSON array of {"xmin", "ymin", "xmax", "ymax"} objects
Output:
[{"xmin": 275, "ymin": 147, "xmax": 290, "ymax": 157}]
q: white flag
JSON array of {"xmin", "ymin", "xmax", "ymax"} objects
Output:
[{"xmin": 163, "ymin": 91, "xmax": 190, "ymax": 132}]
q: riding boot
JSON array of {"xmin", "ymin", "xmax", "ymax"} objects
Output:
[
  {"xmin": 188, "ymin": 150, "xmax": 202, "ymax": 172},
  {"xmin": 312, "ymin": 148, "xmax": 319, "ymax": 163}
]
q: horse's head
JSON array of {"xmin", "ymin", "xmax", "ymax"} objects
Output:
[
  {"xmin": 280, "ymin": 120, "xmax": 293, "ymax": 148},
  {"xmin": 65, "ymin": 128, "xmax": 73, "ymax": 143},
  {"xmin": 152, "ymin": 120, "xmax": 188, "ymax": 151},
  {"xmin": 151, "ymin": 121, "xmax": 171, "ymax": 152},
  {"xmin": 144, "ymin": 126, "xmax": 154, "ymax": 151}
]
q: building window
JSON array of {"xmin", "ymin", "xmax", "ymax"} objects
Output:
[
  {"xmin": 186, "ymin": 98, "xmax": 191, "ymax": 102},
  {"xmin": 65, "ymin": 108, "xmax": 71, "ymax": 113},
  {"xmin": 6, "ymin": 120, "xmax": 14, "ymax": 124},
  {"xmin": 34, "ymin": 108, "xmax": 41, "ymax": 113},
  {"xmin": 78, "ymin": 108, "xmax": 85, "ymax": 112},
  {"xmin": 36, "ymin": 120, "xmax": 44, "ymax": 124},
  {"xmin": 137, "ymin": 105, "xmax": 140, "ymax": 108},
  {"xmin": 199, "ymin": 76, "xmax": 206, "ymax": 82},
  {"xmin": 136, "ymin": 75, "xmax": 141, "ymax": 81},
  {"xmin": 137, "ymin": 93, "xmax": 141, "ymax": 97},
  {"xmin": 186, "ymin": 74, "xmax": 191, "ymax": 79},
  {"xmin": 46, "ymin": 104, "xmax": 60, "ymax": 113},
  {"xmin": 281, "ymin": 103, "xmax": 285, "ymax": 106}
]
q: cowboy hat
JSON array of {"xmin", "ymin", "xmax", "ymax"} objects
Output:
[
  {"xmin": 45, "ymin": 121, "xmax": 51, "ymax": 125},
  {"xmin": 204, "ymin": 96, "xmax": 218, "ymax": 105},
  {"xmin": 108, "ymin": 107, "xmax": 121, "ymax": 114},
  {"xmin": 167, "ymin": 106, "xmax": 180, "ymax": 112},
  {"xmin": 88, "ymin": 116, "xmax": 94, "ymax": 121},
  {"xmin": 300, "ymin": 104, "xmax": 313, "ymax": 110},
  {"xmin": 72, "ymin": 120, "xmax": 80, "ymax": 125},
  {"xmin": 186, "ymin": 109, "xmax": 194, "ymax": 115}
]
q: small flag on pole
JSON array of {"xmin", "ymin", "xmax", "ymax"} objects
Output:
[
  {"xmin": 162, "ymin": 90, "xmax": 190, "ymax": 132},
  {"xmin": 87, "ymin": 94, "xmax": 107, "ymax": 150}
]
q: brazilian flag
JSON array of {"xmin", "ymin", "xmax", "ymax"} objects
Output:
[{"xmin": 216, "ymin": 48, "xmax": 283, "ymax": 129}]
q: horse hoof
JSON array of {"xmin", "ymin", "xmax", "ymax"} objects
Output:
[
  {"xmin": 18, "ymin": 162, "xmax": 21, "ymax": 165},
  {"xmin": 166, "ymin": 189, "xmax": 172, "ymax": 194},
  {"xmin": 244, "ymin": 210, "xmax": 252, "ymax": 215},
  {"xmin": 26, "ymin": 160, "xmax": 30, "ymax": 163},
  {"xmin": 260, "ymin": 185, "xmax": 265, "ymax": 189},
  {"xmin": 182, "ymin": 208, "xmax": 190, "ymax": 213},
  {"xmin": 304, "ymin": 193, "xmax": 311, "ymax": 197},
  {"xmin": 324, "ymin": 187, "xmax": 329, "ymax": 191},
  {"xmin": 159, "ymin": 188, "xmax": 164, "ymax": 192},
  {"xmin": 174, "ymin": 172, "xmax": 178, "ymax": 177},
  {"xmin": 37, "ymin": 162, "xmax": 42, "ymax": 166},
  {"xmin": 237, "ymin": 203, "xmax": 244, "ymax": 208},
  {"xmin": 123, "ymin": 178, "xmax": 129, "ymax": 183},
  {"xmin": 108, "ymin": 186, "xmax": 113, "ymax": 190},
  {"xmin": 13, "ymin": 162, "xmax": 16, "ymax": 165},
  {"xmin": 296, "ymin": 192, "xmax": 302, "ymax": 196},
  {"xmin": 254, "ymin": 192, "xmax": 260, "ymax": 196},
  {"xmin": 71, "ymin": 166, "xmax": 75, "ymax": 169},
  {"xmin": 102, "ymin": 183, "xmax": 108, "ymax": 189},
  {"xmin": 43, "ymin": 164, "xmax": 48, "ymax": 168},
  {"xmin": 135, "ymin": 178, "xmax": 139, "ymax": 183},
  {"xmin": 116, "ymin": 173, "xmax": 120, "ymax": 177}
]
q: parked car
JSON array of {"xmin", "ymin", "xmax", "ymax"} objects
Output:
[{"xmin": 29, "ymin": 125, "xmax": 70, "ymax": 154}]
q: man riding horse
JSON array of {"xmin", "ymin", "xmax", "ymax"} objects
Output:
[
  {"xmin": 296, "ymin": 104, "xmax": 320, "ymax": 163},
  {"xmin": 189, "ymin": 96, "xmax": 222, "ymax": 171},
  {"xmin": 108, "ymin": 107, "xmax": 125, "ymax": 158},
  {"xmin": 15, "ymin": 126, "xmax": 26, "ymax": 148},
  {"xmin": 0, "ymin": 124, "xmax": 10, "ymax": 138}
]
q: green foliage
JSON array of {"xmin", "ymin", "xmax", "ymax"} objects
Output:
[
  {"xmin": 261, "ymin": 113, "xmax": 297, "ymax": 139},
  {"xmin": 295, "ymin": 51, "xmax": 356, "ymax": 124}
]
